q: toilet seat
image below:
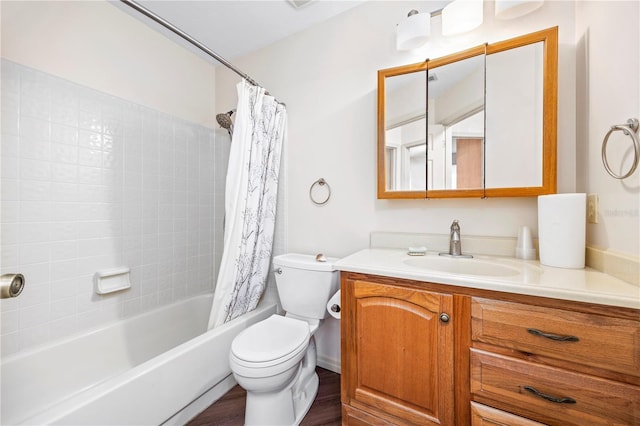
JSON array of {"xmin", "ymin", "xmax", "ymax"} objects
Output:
[{"xmin": 231, "ymin": 315, "xmax": 310, "ymax": 369}]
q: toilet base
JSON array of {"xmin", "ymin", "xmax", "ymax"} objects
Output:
[
  {"xmin": 244, "ymin": 338, "xmax": 319, "ymax": 426},
  {"xmin": 243, "ymin": 371, "xmax": 319, "ymax": 426},
  {"xmin": 292, "ymin": 371, "xmax": 319, "ymax": 425}
]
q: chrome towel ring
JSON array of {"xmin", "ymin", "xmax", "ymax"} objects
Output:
[
  {"xmin": 310, "ymin": 178, "xmax": 331, "ymax": 205},
  {"xmin": 601, "ymin": 118, "xmax": 639, "ymax": 179}
]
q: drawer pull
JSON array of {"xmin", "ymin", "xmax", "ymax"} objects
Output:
[
  {"xmin": 527, "ymin": 328, "xmax": 579, "ymax": 342},
  {"xmin": 524, "ymin": 385, "xmax": 576, "ymax": 404}
]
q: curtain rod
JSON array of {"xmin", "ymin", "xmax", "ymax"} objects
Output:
[{"xmin": 120, "ymin": 0, "xmax": 262, "ymax": 88}]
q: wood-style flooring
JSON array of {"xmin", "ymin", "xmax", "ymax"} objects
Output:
[{"xmin": 187, "ymin": 367, "xmax": 341, "ymax": 426}]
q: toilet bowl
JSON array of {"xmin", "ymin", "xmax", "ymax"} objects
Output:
[
  {"xmin": 229, "ymin": 253, "xmax": 340, "ymax": 426},
  {"xmin": 230, "ymin": 315, "xmax": 309, "ymax": 392}
]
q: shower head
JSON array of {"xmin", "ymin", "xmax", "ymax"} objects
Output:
[{"xmin": 216, "ymin": 110, "xmax": 235, "ymax": 136}]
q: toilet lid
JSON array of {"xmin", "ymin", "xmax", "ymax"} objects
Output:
[{"xmin": 231, "ymin": 315, "xmax": 310, "ymax": 364}]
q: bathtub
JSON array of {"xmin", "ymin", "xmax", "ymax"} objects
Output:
[{"xmin": 1, "ymin": 294, "xmax": 277, "ymax": 425}]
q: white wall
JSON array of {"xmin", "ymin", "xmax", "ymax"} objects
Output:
[
  {"xmin": 575, "ymin": 1, "xmax": 640, "ymax": 256},
  {"xmin": 215, "ymin": 0, "xmax": 577, "ymax": 258},
  {"xmin": 1, "ymin": 1, "xmax": 216, "ymax": 128},
  {"xmin": 215, "ymin": 0, "xmax": 578, "ymax": 370}
]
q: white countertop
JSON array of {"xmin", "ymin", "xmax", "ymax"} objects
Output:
[{"xmin": 334, "ymin": 248, "xmax": 640, "ymax": 310}]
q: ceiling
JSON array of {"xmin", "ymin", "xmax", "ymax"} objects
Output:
[{"xmin": 114, "ymin": 0, "xmax": 366, "ymax": 65}]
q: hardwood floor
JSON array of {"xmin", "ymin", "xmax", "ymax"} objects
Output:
[{"xmin": 187, "ymin": 367, "xmax": 341, "ymax": 426}]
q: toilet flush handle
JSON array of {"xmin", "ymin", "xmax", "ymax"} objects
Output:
[{"xmin": 274, "ymin": 268, "xmax": 283, "ymax": 275}]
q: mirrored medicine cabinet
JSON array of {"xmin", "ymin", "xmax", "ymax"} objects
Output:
[{"xmin": 377, "ymin": 26, "xmax": 558, "ymax": 199}]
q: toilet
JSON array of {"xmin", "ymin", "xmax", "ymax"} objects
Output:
[{"xmin": 229, "ymin": 253, "xmax": 340, "ymax": 426}]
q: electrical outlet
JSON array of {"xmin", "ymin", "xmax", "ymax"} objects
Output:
[{"xmin": 587, "ymin": 193, "xmax": 599, "ymax": 224}]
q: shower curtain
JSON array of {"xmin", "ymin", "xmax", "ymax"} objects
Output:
[{"xmin": 208, "ymin": 80, "xmax": 287, "ymax": 329}]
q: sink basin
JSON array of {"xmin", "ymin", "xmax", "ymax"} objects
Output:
[{"xmin": 403, "ymin": 256, "xmax": 521, "ymax": 277}]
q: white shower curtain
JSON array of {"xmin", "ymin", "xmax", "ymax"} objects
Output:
[{"xmin": 208, "ymin": 80, "xmax": 287, "ymax": 329}]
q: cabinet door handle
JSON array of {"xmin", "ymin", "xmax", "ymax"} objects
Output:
[
  {"xmin": 439, "ymin": 313, "xmax": 450, "ymax": 323},
  {"xmin": 527, "ymin": 328, "xmax": 579, "ymax": 342},
  {"xmin": 524, "ymin": 385, "xmax": 576, "ymax": 404}
]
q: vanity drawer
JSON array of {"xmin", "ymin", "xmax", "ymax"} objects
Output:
[
  {"xmin": 470, "ymin": 402, "xmax": 547, "ymax": 426},
  {"xmin": 471, "ymin": 298, "xmax": 640, "ymax": 377},
  {"xmin": 470, "ymin": 349, "xmax": 640, "ymax": 425}
]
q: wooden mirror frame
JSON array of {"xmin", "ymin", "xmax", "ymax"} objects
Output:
[
  {"xmin": 377, "ymin": 61, "xmax": 428, "ymax": 199},
  {"xmin": 377, "ymin": 26, "xmax": 558, "ymax": 199}
]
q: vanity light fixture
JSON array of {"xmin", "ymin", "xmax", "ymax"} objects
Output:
[
  {"xmin": 495, "ymin": 0, "xmax": 544, "ymax": 19},
  {"xmin": 442, "ymin": 0, "xmax": 484, "ymax": 36},
  {"xmin": 396, "ymin": 9, "xmax": 431, "ymax": 51}
]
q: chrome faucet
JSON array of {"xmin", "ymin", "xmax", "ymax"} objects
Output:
[
  {"xmin": 449, "ymin": 220, "xmax": 462, "ymax": 256},
  {"xmin": 439, "ymin": 220, "xmax": 473, "ymax": 258}
]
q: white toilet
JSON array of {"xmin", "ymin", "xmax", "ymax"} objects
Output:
[{"xmin": 229, "ymin": 253, "xmax": 340, "ymax": 426}]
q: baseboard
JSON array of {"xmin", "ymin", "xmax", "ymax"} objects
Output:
[{"xmin": 317, "ymin": 355, "xmax": 341, "ymax": 374}]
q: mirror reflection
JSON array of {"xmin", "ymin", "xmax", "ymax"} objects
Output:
[
  {"xmin": 384, "ymin": 68, "xmax": 427, "ymax": 192},
  {"xmin": 485, "ymin": 41, "xmax": 543, "ymax": 189},
  {"xmin": 427, "ymin": 53, "xmax": 485, "ymax": 191},
  {"xmin": 378, "ymin": 27, "xmax": 557, "ymax": 199}
]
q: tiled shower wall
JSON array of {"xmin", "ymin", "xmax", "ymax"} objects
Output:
[{"xmin": 0, "ymin": 59, "xmax": 229, "ymax": 357}]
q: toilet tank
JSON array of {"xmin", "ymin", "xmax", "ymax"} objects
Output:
[{"xmin": 273, "ymin": 254, "xmax": 340, "ymax": 320}]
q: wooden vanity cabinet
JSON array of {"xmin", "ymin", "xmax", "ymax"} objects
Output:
[
  {"xmin": 340, "ymin": 273, "xmax": 457, "ymax": 425},
  {"xmin": 470, "ymin": 297, "xmax": 640, "ymax": 425},
  {"xmin": 341, "ymin": 271, "xmax": 640, "ymax": 426}
]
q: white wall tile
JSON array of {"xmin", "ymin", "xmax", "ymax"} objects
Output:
[
  {"xmin": 50, "ymin": 278, "xmax": 80, "ymax": 302},
  {"xmin": 50, "ymin": 163, "xmax": 78, "ymax": 183},
  {"xmin": 18, "ymin": 279, "xmax": 50, "ymax": 307},
  {"xmin": 1, "ymin": 332, "xmax": 20, "ymax": 357},
  {"xmin": 51, "ymin": 143, "xmax": 78, "ymax": 164},
  {"xmin": 20, "ymin": 116, "xmax": 50, "ymax": 141},
  {"xmin": 51, "ymin": 124, "xmax": 78, "ymax": 145},
  {"xmin": 49, "ymin": 315, "xmax": 79, "ymax": 341},
  {"xmin": 1, "ymin": 153, "xmax": 19, "ymax": 179},
  {"xmin": 19, "ymin": 303, "xmax": 51, "ymax": 328},
  {"xmin": 1, "ymin": 60, "xmax": 221, "ymax": 355},
  {"xmin": 1, "ymin": 224, "xmax": 20, "ymax": 245},
  {"xmin": 19, "ymin": 179, "xmax": 51, "ymax": 201},
  {"xmin": 19, "ymin": 242, "xmax": 50, "ymax": 265},
  {"xmin": 49, "ymin": 222, "xmax": 79, "ymax": 242},
  {"xmin": 1, "ymin": 201, "xmax": 19, "ymax": 223},
  {"xmin": 50, "ymin": 259, "xmax": 79, "ymax": 282},
  {"xmin": 2, "ymin": 179, "xmax": 20, "ymax": 201},
  {"xmin": 20, "ymin": 200, "xmax": 51, "ymax": 222},
  {"xmin": 20, "ymin": 159, "xmax": 51, "ymax": 181},
  {"xmin": 1, "ymin": 309, "xmax": 20, "ymax": 334},
  {"xmin": 17, "ymin": 324, "xmax": 50, "ymax": 352},
  {"xmin": 2, "ymin": 134, "xmax": 20, "ymax": 157},
  {"xmin": 49, "ymin": 241, "xmax": 78, "ymax": 261},
  {"xmin": 50, "ymin": 182, "xmax": 78, "ymax": 202},
  {"xmin": 1, "ymin": 244, "xmax": 20, "ymax": 268},
  {"xmin": 19, "ymin": 222, "xmax": 50, "ymax": 244}
]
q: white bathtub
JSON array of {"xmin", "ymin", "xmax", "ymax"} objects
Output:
[{"xmin": 1, "ymin": 294, "xmax": 277, "ymax": 425}]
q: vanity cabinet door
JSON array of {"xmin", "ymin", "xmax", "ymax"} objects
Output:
[{"xmin": 341, "ymin": 276, "xmax": 454, "ymax": 425}]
